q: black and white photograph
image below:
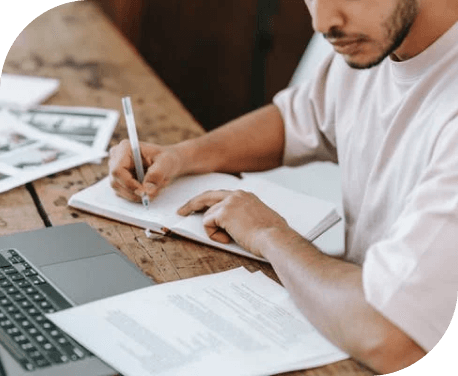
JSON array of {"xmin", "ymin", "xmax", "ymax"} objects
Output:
[
  {"xmin": 0, "ymin": 142, "xmax": 74, "ymax": 170},
  {"xmin": 0, "ymin": 111, "xmax": 106, "ymax": 194},
  {"xmin": 0, "ymin": 130, "xmax": 36, "ymax": 154},
  {"xmin": 11, "ymin": 106, "xmax": 119, "ymax": 151}
]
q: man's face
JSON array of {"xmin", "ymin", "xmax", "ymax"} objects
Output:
[{"xmin": 305, "ymin": 0, "xmax": 419, "ymax": 69}]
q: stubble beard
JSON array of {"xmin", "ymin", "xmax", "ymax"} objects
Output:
[{"xmin": 329, "ymin": 0, "xmax": 419, "ymax": 69}]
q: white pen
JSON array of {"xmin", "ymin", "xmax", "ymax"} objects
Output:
[{"xmin": 122, "ymin": 96, "xmax": 149, "ymax": 209}]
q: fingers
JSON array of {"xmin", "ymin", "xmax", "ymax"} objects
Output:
[
  {"xmin": 178, "ymin": 190, "xmax": 234, "ymax": 244},
  {"xmin": 177, "ymin": 190, "xmax": 231, "ymax": 216},
  {"xmin": 108, "ymin": 140, "xmax": 132, "ymax": 174},
  {"xmin": 108, "ymin": 140, "xmax": 173, "ymax": 203},
  {"xmin": 109, "ymin": 163, "xmax": 142, "ymax": 193},
  {"xmin": 142, "ymin": 156, "xmax": 172, "ymax": 200},
  {"xmin": 202, "ymin": 203, "xmax": 232, "ymax": 244},
  {"xmin": 109, "ymin": 140, "xmax": 143, "ymax": 202},
  {"xmin": 206, "ymin": 228, "xmax": 232, "ymax": 244}
]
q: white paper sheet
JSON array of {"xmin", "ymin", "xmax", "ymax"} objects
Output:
[
  {"xmin": 0, "ymin": 73, "xmax": 60, "ymax": 109},
  {"xmin": 48, "ymin": 268, "xmax": 348, "ymax": 376}
]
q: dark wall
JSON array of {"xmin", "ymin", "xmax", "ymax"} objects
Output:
[{"xmin": 91, "ymin": 0, "xmax": 314, "ymax": 130}]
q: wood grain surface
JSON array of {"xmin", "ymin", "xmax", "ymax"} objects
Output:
[{"xmin": 1, "ymin": 2, "xmax": 372, "ymax": 375}]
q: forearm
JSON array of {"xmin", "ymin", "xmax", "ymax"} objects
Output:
[
  {"xmin": 256, "ymin": 228, "xmax": 426, "ymax": 374},
  {"xmin": 172, "ymin": 104, "xmax": 285, "ymax": 175}
]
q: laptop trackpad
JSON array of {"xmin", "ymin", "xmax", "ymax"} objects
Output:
[{"xmin": 40, "ymin": 253, "xmax": 153, "ymax": 305}]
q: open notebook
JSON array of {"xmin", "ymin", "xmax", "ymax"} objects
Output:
[{"xmin": 68, "ymin": 173, "xmax": 341, "ymax": 261}]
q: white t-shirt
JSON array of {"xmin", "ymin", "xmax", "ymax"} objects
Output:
[{"xmin": 273, "ymin": 22, "xmax": 458, "ymax": 352}]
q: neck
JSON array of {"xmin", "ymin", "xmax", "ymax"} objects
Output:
[{"xmin": 392, "ymin": 0, "xmax": 458, "ymax": 61}]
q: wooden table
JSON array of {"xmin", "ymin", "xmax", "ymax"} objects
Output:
[{"xmin": 1, "ymin": 2, "xmax": 372, "ymax": 375}]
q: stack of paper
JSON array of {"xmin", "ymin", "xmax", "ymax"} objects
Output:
[
  {"xmin": 0, "ymin": 110, "xmax": 107, "ymax": 193},
  {"xmin": 0, "ymin": 73, "xmax": 119, "ymax": 192},
  {"xmin": 48, "ymin": 267, "xmax": 348, "ymax": 376}
]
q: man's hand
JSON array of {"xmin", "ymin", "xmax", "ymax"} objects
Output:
[
  {"xmin": 108, "ymin": 104, "xmax": 286, "ymax": 205},
  {"xmin": 177, "ymin": 189, "xmax": 292, "ymax": 257},
  {"xmin": 108, "ymin": 140, "xmax": 183, "ymax": 203}
]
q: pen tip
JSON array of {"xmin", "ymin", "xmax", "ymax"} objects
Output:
[{"xmin": 142, "ymin": 194, "xmax": 150, "ymax": 209}]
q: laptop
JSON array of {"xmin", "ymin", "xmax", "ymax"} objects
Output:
[{"xmin": 0, "ymin": 222, "xmax": 154, "ymax": 376}]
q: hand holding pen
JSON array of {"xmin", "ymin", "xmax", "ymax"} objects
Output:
[{"xmin": 108, "ymin": 97, "xmax": 185, "ymax": 205}]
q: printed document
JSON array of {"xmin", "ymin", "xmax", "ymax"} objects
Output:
[{"xmin": 48, "ymin": 267, "xmax": 348, "ymax": 376}]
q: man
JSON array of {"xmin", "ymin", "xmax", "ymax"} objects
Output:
[{"xmin": 109, "ymin": 0, "xmax": 458, "ymax": 373}]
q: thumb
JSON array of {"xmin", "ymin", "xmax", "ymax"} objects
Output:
[{"xmin": 143, "ymin": 158, "xmax": 171, "ymax": 199}]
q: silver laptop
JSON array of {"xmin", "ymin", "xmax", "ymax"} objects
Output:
[{"xmin": 0, "ymin": 222, "xmax": 154, "ymax": 376}]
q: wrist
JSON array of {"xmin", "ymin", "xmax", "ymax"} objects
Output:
[
  {"xmin": 252, "ymin": 225, "xmax": 301, "ymax": 260},
  {"xmin": 166, "ymin": 142, "xmax": 191, "ymax": 177},
  {"xmin": 170, "ymin": 138, "xmax": 216, "ymax": 176}
]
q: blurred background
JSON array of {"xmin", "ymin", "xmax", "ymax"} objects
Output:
[{"xmin": 89, "ymin": 0, "xmax": 314, "ymax": 131}]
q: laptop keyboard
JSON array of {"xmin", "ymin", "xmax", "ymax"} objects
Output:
[{"xmin": 0, "ymin": 248, "xmax": 91, "ymax": 371}]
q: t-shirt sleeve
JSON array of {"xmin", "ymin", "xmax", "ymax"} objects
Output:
[
  {"xmin": 362, "ymin": 118, "xmax": 458, "ymax": 351},
  {"xmin": 273, "ymin": 53, "xmax": 339, "ymax": 166}
]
